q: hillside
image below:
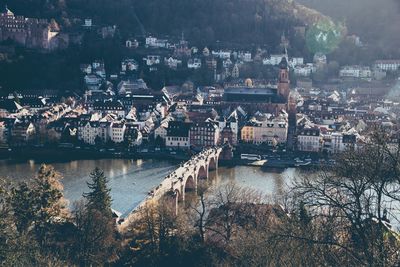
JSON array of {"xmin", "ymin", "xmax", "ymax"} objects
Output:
[
  {"xmin": 4, "ymin": 0, "xmax": 330, "ymax": 48},
  {"xmin": 0, "ymin": 0, "xmax": 336, "ymax": 92},
  {"xmin": 298, "ymin": 0, "xmax": 400, "ymax": 58}
]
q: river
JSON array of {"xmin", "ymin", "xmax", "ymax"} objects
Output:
[{"xmin": 0, "ymin": 159, "xmax": 301, "ymax": 216}]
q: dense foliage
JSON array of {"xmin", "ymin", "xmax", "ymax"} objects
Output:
[
  {"xmin": 5, "ymin": 0, "xmax": 326, "ymax": 47},
  {"xmin": 1, "ymin": 131, "xmax": 400, "ymax": 266}
]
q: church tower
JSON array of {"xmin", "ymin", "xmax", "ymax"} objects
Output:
[{"xmin": 278, "ymin": 57, "xmax": 290, "ymax": 101}]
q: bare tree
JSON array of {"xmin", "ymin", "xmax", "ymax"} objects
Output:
[{"xmin": 287, "ymin": 131, "xmax": 400, "ymax": 266}]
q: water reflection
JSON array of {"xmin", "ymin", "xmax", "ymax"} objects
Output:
[{"xmin": 0, "ymin": 159, "xmax": 301, "ymax": 215}]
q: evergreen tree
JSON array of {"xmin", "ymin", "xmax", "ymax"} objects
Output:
[
  {"xmin": 84, "ymin": 167, "xmax": 112, "ymax": 217},
  {"xmin": 73, "ymin": 168, "xmax": 117, "ymax": 265}
]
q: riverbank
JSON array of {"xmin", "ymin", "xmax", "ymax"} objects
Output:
[{"xmin": 0, "ymin": 147, "xmax": 324, "ymax": 170}]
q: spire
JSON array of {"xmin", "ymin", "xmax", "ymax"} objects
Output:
[
  {"xmin": 281, "ymin": 31, "xmax": 289, "ymax": 58},
  {"xmin": 279, "ymin": 56, "xmax": 288, "ymax": 70}
]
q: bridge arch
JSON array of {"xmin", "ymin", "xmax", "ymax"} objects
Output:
[
  {"xmin": 184, "ymin": 175, "xmax": 196, "ymax": 192},
  {"xmin": 197, "ymin": 165, "xmax": 208, "ymax": 180},
  {"xmin": 208, "ymin": 157, "xmax": 217, "ymax": 171}
]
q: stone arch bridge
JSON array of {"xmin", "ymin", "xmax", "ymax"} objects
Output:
[{"xmin": 120, "ymin": 147, "xmax": 222, "ymax": 230}]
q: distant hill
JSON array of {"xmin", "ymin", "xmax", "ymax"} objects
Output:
[
  {"xmin": 298, "ymin": 0, "xmax": 400, "ymax": 58},
  {"xmin": 4, "ymin": 0, "xmax": 331, "ymax": 49}
]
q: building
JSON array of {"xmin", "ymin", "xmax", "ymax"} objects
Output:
[
  {"xmin": 126, "ymin": 39, "xmax": 139, "ymax": 49},
  {"xmin": 277, "ymin": 57, "xmax": 290, "ymax": 100},
  {"xmin": 121, "ymin": 58, "xmax": 139, "ymax": 72},
  {"xmin": 164, "ymin": 57, "xmax": 182, "ymax": 69},
  {"xmin": 297, "ymin": 127, "xmax": 321, "ymax": 152},
  {"xmin": 117, "ymin": 79, "xmax": 148, "ymax": 95},
  {"xmin": 289, "ymin": 57, "xmax": 304, "ymax": 67},
  {"xmin": 154, "ymin": 116, "xmax": 174, "ymax": 141},
  {"xmin": 241, "ymin": 114, "xmax": 288, "ymax": 145},
  {"xmin": 0, "ymin": 6, "xmax": 63, "ymax": 50},
  {"xmin": 10, "ymin": 120, "xmax": 36, "ymax": 145},
  {"xmin": 84, "ymin": 74, "xmax": 104, "ymax": 90},
  {"xmin": 92, "ymin": 100, "xmax": 125, "ymax": 117},
  {"xmin": 124, "ymin": 123, "xmax": 142, "ymax": 148},
  {"xmin": 218, "ymin": 114, "xmax": 239, "ymax": 145},
  {"xmin": 237, "ymin": 51, "xmax": 252, "ymax": 62},
  {"xmin": 110, "ymin": 122, "xmax": 126, "ymax": 143},
  {"xmin": 374, "ymin": 60, "xmax": 400, "ymax": 72},
  {"xmin": 0, "ymin": 121, "xmax": 7, "ymax": 143},
  {"xmin": 145, "ymin": 35, "xmax": 169, "ymax": 48},
  {"xmin": 212, "ymin": 50, "xmax": 231, "ymax": 59},
  {"xmin": 294, "ymin": 64, "xmax": 315, "ymax": 77},
  {"xmin": 223, "ymin": 60, "xmax": 289, "ymax": 114},
  {"xmin": 189, "ymin": 121, "xmax": 219, "ymax": 149},
  {"xmin": 263, "ymin": 54, "xmax": 288, "ymax": 65},
  {"xmin": 187, "ymin": 58, "xmax": 202, "ymax": 69},
  {"xmin": 174, "ymin": 36, "xmax": 191, "ymax": 58},
  {"xmin": 78, "ymin": 121, "xmax": 101, "ymax": 145},
  {"xmin": 339, "ymin": 66, "xmax": 372, "ymax": 79},
  {"xmin": 143, "ymin": 55, "xmax": 161, "ymax": 66},
  {"xmin": 231, "ymin": 64, "xmax": 239, "ymax": 78},
  {"xmin": 166, "ymin": 121, "xmax": 191, "ymax": 149}
]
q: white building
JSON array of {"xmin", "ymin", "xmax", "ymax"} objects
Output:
[
  {"xmin": 294, "ymin": 64, "xmax": 315, "ymax": 77},
  {"xmin": 143, "ymin": 55, "xmax": 161, "ymax": 66},
  {"xmin": 145, "ymin": 36, "xmax": 169, "ymax": 48},
  {"xmin": 211, "ymin": 50, "xmax": 231, "ymax": 59},
  {"xmin": 188, "ymin": 58, "xmax": 202, "ymax": 69},
  {"xmin": 241, "ymin": 114, "xmax": 288, "ymax": 145},
  {"xmin": 0, "ymin": 121, "xmax": 7, "ymax": 143},
  {"xmin": 121, "ymin": 58, "xmax": 139, "ymax": 72},
  {"xmin": 110, "ymin": 122, "xmax": 126, "ymax": 143},
  {"xmin": 297, "ymin": 127, "xmax": 321, "ymax": 152},
  {"xmin": 373, "ymin": 60, "xmax": 400, "ymax": 72},
  {"xmin": 126, "ymin": 39, "xmax": 139, "ymax": 49},
  {"xmin": 339, "ymin": 65, "xmax": 371, "ymax": 79},
  {"xmin": 263, "ymin": 54, "xmax": 287, "ymax": 65},
  {"xmin": 166, "ymin": 121, "xmax": 191, "ymax": 149},
  {"xmin": 289, "ymin": 57, "xmax": 304, "ymax": 67},
  {"xmin": 78, "ymin": 121, "xmax": 101, "ymax": 145},
  {"xmin": 238, "ymin": 51, "xmax": 252, "ymax": 62},
  {"xmin": 164, "ymin": 57, "xmax": 182, "ymax": 69}
]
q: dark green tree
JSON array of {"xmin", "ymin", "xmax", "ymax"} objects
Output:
[
  {"xmin": 84, "ymin": 167, "xmax": 112, "ymax": 217},
  {"xmin": 72, "ymin": 168, "xmax": 117, "ymax": 265}
]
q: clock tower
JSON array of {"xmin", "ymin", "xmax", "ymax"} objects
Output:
[{"xmin": 278, "ymin": 57, "xmax": 290, "ymax": 101}]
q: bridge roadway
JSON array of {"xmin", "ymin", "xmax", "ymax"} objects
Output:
[{"xmin": 119, "ymin": 147, "xmax": 222, "ymax": 231}]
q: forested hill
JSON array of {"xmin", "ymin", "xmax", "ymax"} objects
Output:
[{"xmin": 4, "ymin": 0, "xmax": 330, "ymax": 47}]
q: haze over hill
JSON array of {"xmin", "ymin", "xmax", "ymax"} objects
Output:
[{"xmin": 298, "ymin": 0, "xmax": 400, "ymax": 58}]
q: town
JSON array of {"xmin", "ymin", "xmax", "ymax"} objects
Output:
[
  {"xmin": 0, "ymin": 6, "xmax": 399, "ymax": 167},
  {"xmin": 2, "ymin": 1, "xmax": 400, "ymax": 266}
]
